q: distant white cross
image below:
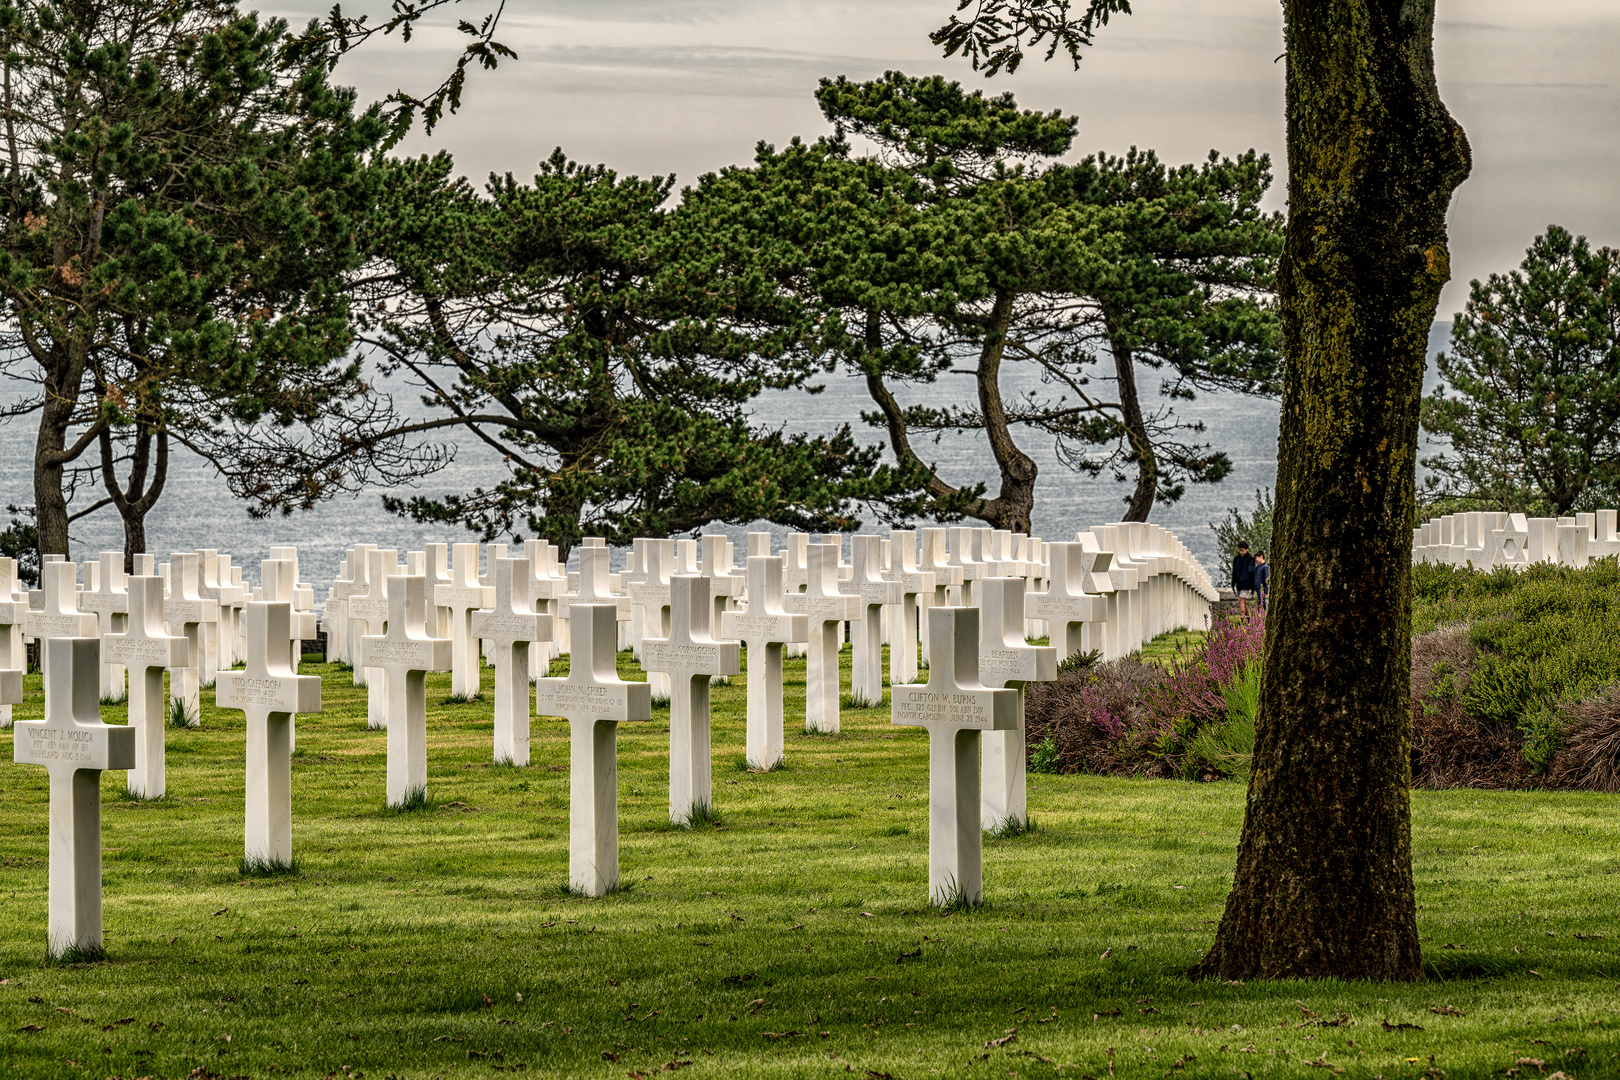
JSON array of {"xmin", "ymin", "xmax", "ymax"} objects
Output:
[
  {"xmin": 162, "ymin": 553, "xmax": 218, "ymax": 727},
  {"xmin": 362, "ymin": 575, "xmax": 454, "ymax": 807},
  {"xmin": 892, "ymin": 607, "xmax": 1017, "ymax": 908},
  {"xmin": 434, "ymin": 543, "xmax": 493, "ymax": 700},
  {"xmin": 883, "ymin": 530, "xmax": 935, "ymax": 687},
  {"xmin": 217, "ymin": 602, "xmax": 321, "ymax": 867},
  {"xmin": 339, "ymin": 543, "xmax": 377, "ymax": 685},
  {"xmin": 471, "ymin": 557, "xmax": 552, "ymax": 765},
  {"xmin": 917, "ymin": 528, "xmax": 963, "ymax": 667},
  {"xmin": 102, "ymin": 577, "xmax": 187, "ymax": 798},
  {"xmin": 79, "ymin": 552, "xmax": 128, "ymax": 701},
  {"xmin": 347, "ymin": 548, "xmax": 400, "ymax": 729},
  {"xmin": 24, "ymin": 562, "xmax": 97, "ymax": 683},
  {"xmin": 641, "ymin": 574, "xmax": 740, "ymax": 824},
  {"xmin": 13, "ymin": 637, "xmax": 136, "ymax": 958},
  {"xmin": 784, "ymin": 543, "xmax": 859, "ymax": 733},
  {"xmin": 536, "ymin": 602, "xmax": 652, "ymax": 895},
  {"xmin": 720, "ymin": 555, "xmax": 807, "ymax": 770},
  {"xmin": 626, "ymin": 539, "xmax": 675, "ymax": 701},
  {"xmin": 0, "ymin": 557, "xmax": 25, "ymax": 729},
  {"xmin": 975, "ymin": 577, "xmax": 1057, "ymax": 831},
  {"xmin": 848, "ymin": 536, "xmax": 901, "ymax": 707},
  {"xmin": 1025, "ymin": 542, "xmax": 1110, "ymax": 661}
]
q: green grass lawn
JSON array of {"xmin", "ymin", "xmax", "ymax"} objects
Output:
[{"xmin": 1, "ymin": 643, "xmax": 1617, "ymax": 1079}]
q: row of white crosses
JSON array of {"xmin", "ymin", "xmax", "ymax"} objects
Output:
[
  {"xmin": 1412, "ymin": 509, "xmax": 1620, "ymax": 571},
  {"xmin": 9, "ymin": 547, "xmax": 321, "ymax": 957}
]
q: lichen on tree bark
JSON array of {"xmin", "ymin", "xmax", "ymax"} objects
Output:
[{"xmin": 1191, "ymin": 0, "xmax": 1471, "ymax": 981}]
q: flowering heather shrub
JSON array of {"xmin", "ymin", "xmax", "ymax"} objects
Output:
[{"xmin": 1025, "ymin": 612, "xmax": 1267, "ymax": 780}]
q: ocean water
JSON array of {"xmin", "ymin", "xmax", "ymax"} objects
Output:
[{"xmin": 0, "ymin": 325, "xmax": 1453, "ymax": 595}]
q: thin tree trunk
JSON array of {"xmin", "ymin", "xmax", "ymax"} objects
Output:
[
  {"xmin": 1191, "ymin": 0, "xmax": 1470, "ymax": 981},
  {"xmin": 976, "ymin": 290, "xmax": 1038, "ymax": 532},
  {"xmin": 101, "ymin": 422, "xmax": 168, "ymax": 573},
  {"xmin": 1111, "ymin": 338, "xmax": 1156, "ymax": 522}
]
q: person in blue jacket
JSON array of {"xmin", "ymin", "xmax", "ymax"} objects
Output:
[
  {"xmin": 1254, "ymin": 551, "xmax": 1270, "ymax": 611},
  {"xmin": 1232, "ymin": 542, "xmax": 1257, "ymax": 616}
]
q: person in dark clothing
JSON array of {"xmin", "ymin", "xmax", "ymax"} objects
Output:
[
  {"xmin": 1254, "ymin": 551, "xmax": 1270, "ymax": 611},
  {"xmin": 1232, "ymin": 542, "xmax": 1257, "ymax": 616}
]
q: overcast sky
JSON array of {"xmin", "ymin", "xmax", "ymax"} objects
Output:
[{"xmin": 289, "ymin": 0, "xmax": 1620, "ymax": 316}]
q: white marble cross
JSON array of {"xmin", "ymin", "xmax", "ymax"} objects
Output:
[
  {"xmin": 101, "ymin": 576, "xmax": 187, "ymax": 798},
  {"xmin": 721, "ymin": 555, "xmax": 807, "ymax": 770},
  {"xmin": 423, "ymin": 542, "xmax": 453, "ymax": 639},
  {"xmin": 361, "ymin": 575, "xmax": 454, "ymax": 807},
  {"xmin": 559, "ymin": 545, "xmax": 632, "ymax": 625},
  {"xmin": 1026, "ymin": 541, "xmax": 1110, "ymax": 661},
  {"xmin": 162, "ymin": 554, "xmax": 218, "ymax": 727},
  {"xmin": 434, "ymin": 543, "xmax": 492, "ymax": 700},
  {"xmin": 0, "ymin": 558, "xmax": 25, "ymax": 729},
  {"xmin": 470, "ymin": 557, "xmax": 552, "ymax": 765},
  {"xmin": 340, "ymin": 543, "xmax": 376, "ymax": 685},
  {"xmin": 784, "ymin": 542, "xmax": 859, "ymax": 733},
  {"xmin": 26, "ymin": 562, "xmax": 97, "ymax": 685},
  {"xmin": 80, "ymin": 552, "xmax": 128, "ymax": 701},
  {"xmin": 946, "ymin": 526, "xmax": 986, "ymax": 606},
  {"xmin": 699, "ymin": 535, "xmax": 745, "ymax": 633},
  {"xmin": 13, "ymin": 637, "xmax": 136, "ymax": 958},
  {"xmin": 536, "ymin": 603, "xmax": 652, "ymax": 895},
  {"xmin": 918, "ymin": 528, "xmax": 964, "ymax": 666},
  {"xmin": 975, "ymin": 577, "xmax": 1057, "ymax": 831},
  {"xmin": 892, "ymin": 606, "xmax": 1018, "ymax": 907},
  {"xmin": 641, "ymin": 574, "xmax": 740, "ymax": 824},
  {"xmin": 626, "ymin": 539, "xmax": 675, "ymax": 702},
  {"xmin": 217, "ymin": 602, "xmax": 321, "ymax": 868},
  {"xmin": 348, "ymin": 548, "xmax": 400, "ymax": 729},
  {"xmin": 883, "ymin": 530, "xmax": 935, "ymax": 687},
  {"xmin": 848, "ymin": 536, "xmax": 901, "ymax": 707}
]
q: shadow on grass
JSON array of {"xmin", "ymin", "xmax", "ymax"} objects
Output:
[
  {"xmin": 383, "ymin": 788, "xmax": 438, "ymax": 815},
  {"xmin": 240, "ymin": 854, "xmax": 300, "ymax": 878},
  {"xmin": 986, "ymin": 815, "xmax": 1039, "ymax": 840},
  {"xmin": 1423, "ymin": 951, "xmax": 1534, "ymax": 981}
]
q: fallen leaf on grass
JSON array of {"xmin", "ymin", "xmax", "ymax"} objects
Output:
[
  {"xmin": 724, "ymin": 973, "xmax": 755, "ymax": 985},
  {"xmin": 1429, "ymin": 1005, "xmax": 1464, "ymax": 1017},
  {"xmin": 1574, "ymin": 933, "xmax": 1605, "ymax": 940},
  {"xmin": 744, "ymin": 999, "xmax": 767, "ymax": 1014},
  {"xmin": 20, "ymin": 1024, "xmax": 44, "ymax": 1033},
  {"xmin": 762, "ymin": 1031, "xmax": 806, "ymax": 1039},
  {"xmin": 861, "ymin": 913, "xmax": 875, "ymax": 918},
  {"xmin": 211, "ymin": 908, "xmax": 228, "ymax": 917},
  {"xmin": 1529, "ymin": 970, "xmax": 1544, "ymax": 978},
  {"xmin": 896, "ymin": 949, "xmax": 921, "ymax": 964},
  {"xmin": 1138, "ymin": 1007, "xmax": 1159, "ymax": 1015},
  {"xmin": 986, "ymin": 1029, "xmax": 1017, "ymax": 1048},
  {"xmin": 789, "ymin": 924, "xmax": 805, "ymax": 931},
  {"xmin": 1099, "ymin": 947, "xmax": 1112, "ymax": 960},
  {"xmin": 602, "ymin": 1051, "xmax": 620, "ymax": 1062},
  {"xmin": 1516, "ymin": 1059, "xmax": 1544, "ymax": 1069},
  {"xmin": 1382, "ymin": 1021, "xmax": 1423, "ymax": 1032},
  {"xmin": 1093, "ymin": 1009, "xmax": 1122, "ymax": 1020}
]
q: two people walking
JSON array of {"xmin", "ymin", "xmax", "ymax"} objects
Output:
[{"xmin": 1232, "ymin": 542, "xmax": 1268, "ymax": 616}]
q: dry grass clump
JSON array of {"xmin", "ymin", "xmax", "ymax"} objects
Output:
[
  {"xmin": 1550, "ymin": 686, "xmax": 1620, "ymax": 792},
  {"xmin": 1408, "ymin": 624, "xmax": 1537, "ymax": 790}
]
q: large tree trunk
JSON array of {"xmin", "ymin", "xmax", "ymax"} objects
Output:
[
  {"xmin": 1112, "ymin": 339, "xmax": 1156, "ymax": 523},
  {"xmin": 975, "ymin": 291, "xmax": 1038, "ymax": 532},
  {"xmin": 1191, "ymin": 0, "xmax": 1470, "ymax": 981}
]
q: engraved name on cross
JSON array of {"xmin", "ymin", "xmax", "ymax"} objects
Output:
[
  {"xmin": 101, "ymin": 577, "xmax": 186, "ymax": 798},
  {"xmin": 536, "ymin": 603, "xmax": 652, "ymax": 896},
  {"xmin": 13, "ymin": 637, "xmax": 135, "ymax": 958},
  {"xmin": 975, "ymin": 576, "xmax": 1056, "ymax": 831},
  {"xmin": 891, "ymin": 606, "xmax": 1017, "ymax": 908},
  {"xmin": 217, "ymin": 602, "xmax": 321, "ymax": 868},
  {"xmin": 640, "ymin": 574, "xmax": 739, "ymax": 824},
  {"xmin": 470, "ymin": 557, "xmax": 552, "ymax": 765},
  {"xmin": 720, "ymin": 555, "xmax": 807, "ymax": 770},
  {"xmin": 783, "ymin": 542, "xmax": 859, "ymax": 733},
  {"xmin": 361, "ymin": 575, "xmax": 454, "ymax": 807}
]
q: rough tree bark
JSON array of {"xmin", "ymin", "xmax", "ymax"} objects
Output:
[{"xmin": 1191, "ymin": 0, "xmax": 1470, "ymax": 980}]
